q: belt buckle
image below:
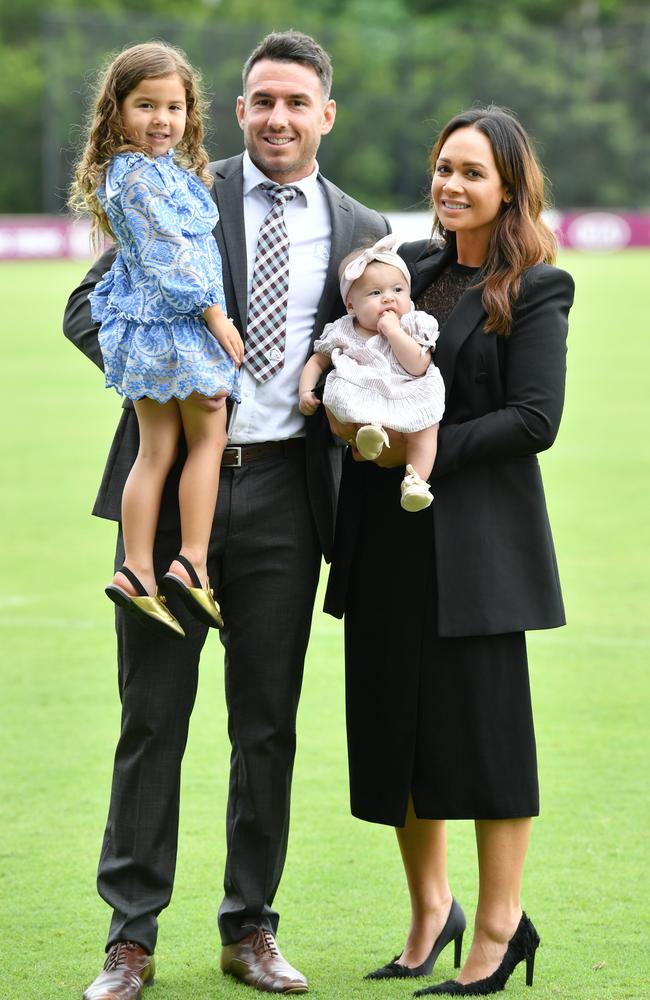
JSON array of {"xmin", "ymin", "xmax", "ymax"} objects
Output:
[{"xmin": 223, "ymin": 446, "xmax": 242, "ymax": 468}]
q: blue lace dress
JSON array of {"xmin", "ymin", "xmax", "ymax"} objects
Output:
[{"xmin": 89, "ymin": 151, "xmax": 241, "ymax": 403}]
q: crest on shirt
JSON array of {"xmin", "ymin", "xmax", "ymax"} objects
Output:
[{"xmin": 313, "ymin": 242, "xmax": 330, "ymax": 263}]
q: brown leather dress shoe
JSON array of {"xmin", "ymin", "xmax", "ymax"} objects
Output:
[
  {"xmin": 221, "ymin": 929, "xmax": 308, "ymax": 993},
  {"xmin": 82, "ymin": 941, "xmax": 155, "ymax": 1000}
]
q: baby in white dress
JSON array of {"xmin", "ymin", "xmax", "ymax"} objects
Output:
[{"xmin": 299, "ymin": 235, "xmax": 445, "ymax": 510}]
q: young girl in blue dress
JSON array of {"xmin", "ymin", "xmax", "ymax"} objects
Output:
[{"xmin": 70, "ymin": 41, "xmax": 242, "ymax": 637}]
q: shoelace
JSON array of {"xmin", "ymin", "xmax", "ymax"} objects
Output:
[
  {"xmin": 252, "ymin": 930, "xmax": 280, "ymax": 958},
  {"xmin": 104, "ymin": 941, "xmax": 139, "ymax": 971}
]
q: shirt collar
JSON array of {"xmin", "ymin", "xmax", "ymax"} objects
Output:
[{"xmin": 242, "ymin": 150, "xmax": 320, "ymax": 205}]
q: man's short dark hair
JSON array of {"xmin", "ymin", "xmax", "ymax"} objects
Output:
[{"xmin": 242, "ymin": 30, "xmax": 333, "ymax": 100}]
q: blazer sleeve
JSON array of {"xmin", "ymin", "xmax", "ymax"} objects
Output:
[
  {"xmin": 433, "ymin": 265, "xmax": 575, "ymax": 477},
  {"xmin": 62, "ymin": 247, "xmax": 117, "ymax": 371}
]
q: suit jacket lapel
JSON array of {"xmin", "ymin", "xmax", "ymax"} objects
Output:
[
  {"xmin": 409, "ymin": 243, "xmax": 454, "ymax": 297},
  {"xmin": 210, "ymin": 155, "xmax": 249, "ymax": 332},
  {"xmin": 435, "ymin": 286, "xmax": 486, "ymax": 390},
  {"xmin": 311, "ymin": 177, "xmax": 354, "ymax": 346},
  {"xmin": 210, "ymin": 162, "xmax": 355, "ymax": 350},
  {"xmin": 409, "ymin": 243, "xmax": 486, "ymax": 390}
]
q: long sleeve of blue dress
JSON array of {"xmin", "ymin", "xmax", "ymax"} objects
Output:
[
  {"xmin": 89, "ymin": 152, "xmax": 240, "ymax": 403},
  {"xmin": 115, "ymin": 154, "xmax": 224, "ymax": 315}
]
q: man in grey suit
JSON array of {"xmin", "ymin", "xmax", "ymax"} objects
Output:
[{"xmin": 65, "ymin": 30, "xmax": 389, "ymax": 1000}]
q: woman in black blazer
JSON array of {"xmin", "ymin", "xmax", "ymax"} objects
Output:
[{"xmin": 324, "ymin": 107, "xmax": 574, "ymax": 996}]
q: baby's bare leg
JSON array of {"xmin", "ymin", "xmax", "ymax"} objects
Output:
[{"xmin": 404, "ymin": 424, "xmax": 439, "ymax": 481}]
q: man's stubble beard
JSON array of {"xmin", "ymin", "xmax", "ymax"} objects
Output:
[{"xmin": 245, "ymin": 133, "xmax": 320, "ymax": 182}]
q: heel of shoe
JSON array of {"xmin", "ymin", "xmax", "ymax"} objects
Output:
[
  {"xmin": 453, "ymin": 931, "xmax": 464, "ymax": 969},
  {"xmin": 522, "ymin": 912, "xmax": 540, "ymax": 987},
  {"xmin": 419, "ymin": 912, "xmax": 538, "ymax": 996},
  {"xmin": 525, "ymin": 951, "xmax": 535, "ymax": 987}
]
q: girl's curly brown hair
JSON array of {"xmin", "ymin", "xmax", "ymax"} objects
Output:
[
  {"xmin": 69, "ymin": 41, "xmax": 212, "ymax": 249},
  {"xmin": 430, "ymin": 106, "xmax": 557, "ymax": 336}
]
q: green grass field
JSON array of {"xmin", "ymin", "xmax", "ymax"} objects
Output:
[{"xmin": 1, "ymin": 252, "xmax": 648, "ymax": 1000}]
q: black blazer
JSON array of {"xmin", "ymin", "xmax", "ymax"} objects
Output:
[
  {"xmin": 325, "ymin": 240, "xmax": 575, "ymax": 636},
  {"xmin": 62, "ymin": 154, "xmax": 390, "ymax": 561}
]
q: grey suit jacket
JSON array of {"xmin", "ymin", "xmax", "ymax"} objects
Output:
[{"xmin": 63, "ymin": 153, "xmax": 390, "ymax": 560}]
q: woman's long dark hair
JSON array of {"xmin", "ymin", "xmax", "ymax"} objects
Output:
[{"xmin": 430, "ymin": 106, "xmax": 557, "ymax": 335}]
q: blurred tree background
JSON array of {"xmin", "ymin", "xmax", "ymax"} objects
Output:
[{"xmin": 0, "ymin": 0, "xmax": 648, "ymax": 213}]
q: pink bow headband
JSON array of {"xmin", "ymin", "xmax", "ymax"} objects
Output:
[{"xmin": 339, "ymin": 235, "xmax": 411, "ymax": 303}]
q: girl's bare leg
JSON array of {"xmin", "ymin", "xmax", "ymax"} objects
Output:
[
  {"xmin": 404, "ymin": 424, "xmax": 439, "ymax": 481},
  {"xmin": 113, "ymin": 397, "xmax": 182, "ymax": 596},
  {"xmin": 394, "ymin": 798, "xmax": 453, "ymax": 967},
  {"xmin": 167, "ymin": 391, "xmax": 228, "ymax": 589},
  {"xmin": 456, "ymin": 818, "xmax": 531, "ymax": 984}
]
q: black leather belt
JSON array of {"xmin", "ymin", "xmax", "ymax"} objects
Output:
[{"xmin": 221, "ymin": 438, "xmax": 305, "ymax": 468}]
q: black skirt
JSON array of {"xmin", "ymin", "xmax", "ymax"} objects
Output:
[{"xmin": 342, "ymin": 463, "xmax": 539, "ymax": 825}]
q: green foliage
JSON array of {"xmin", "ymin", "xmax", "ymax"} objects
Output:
[
  {"xmin": 0, "ymin": 39, "xmax": 43, "ymax": 212},
  {"xmin": 1, "ymin": 252, "xmax": 649, "ymax": 998},
  {"xmin": 0, "ymin": 2, "xmax": 649, "ymax": 212}
]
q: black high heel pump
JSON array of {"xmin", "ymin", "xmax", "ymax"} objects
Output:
[
  {"xmin": 413, "ymin": 912, "xmax": 540, "ymax": 996},
  {"xmin": 365, "ymin": 898, "xmax": 466, "ymax": 980}
]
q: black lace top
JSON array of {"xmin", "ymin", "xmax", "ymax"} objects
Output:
[{"xmin": 415, "ymin": 261, "xmax": 480, "ymax": 325}]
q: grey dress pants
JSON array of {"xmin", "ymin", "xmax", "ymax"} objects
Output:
[{"xmin": 97, "ymin": 441, "xmax": 322, "ymax": 951}]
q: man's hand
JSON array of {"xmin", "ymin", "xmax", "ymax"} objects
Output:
[
  {"xmin": 189, "ymin": 392, "xmax": 228, "ymax": 412},
  {"xmin": 299, "ymin": 390, "xmax": 321, "ymax": 416}
]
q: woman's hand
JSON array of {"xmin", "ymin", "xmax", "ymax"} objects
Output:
[
  {"xmin": 324, "ymin": 411, "xmax": 366, "ymax": 461},
  {"xmin": 325, "ymin": 410, "xmax": 358, "ymax": 446},
  {"xmin": 326, "ymin": 411, "xmax": 407, "ymax": 466},
  {"xmin": 373, "ymin": 427, "xmax": 407, "ymax": 467}
]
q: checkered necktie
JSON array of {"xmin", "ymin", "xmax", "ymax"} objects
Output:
[{"xmin": 245, "ymin": 183, "xmax": 301, "ymax": 382}]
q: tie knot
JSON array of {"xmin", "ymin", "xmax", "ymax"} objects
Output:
[{"xmin": 259, "ymin": 182, "xmax": 301, "ymax": 206}]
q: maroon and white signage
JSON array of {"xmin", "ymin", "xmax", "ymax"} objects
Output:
[
  {"xmin": 0, "ymin": 216, "xmax": 92, "ymax": 260},
  {"xmin": 553, "ymin": 211, "xmax": 650, "ymax": 251},
  {"xmin": 1, "ymin": 212, "xmax": 650, "ymax": 260}
]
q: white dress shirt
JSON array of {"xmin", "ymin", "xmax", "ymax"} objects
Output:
[{"xmin": 229, "ymin": 151, "xmax": 332, "ymax": 444}]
